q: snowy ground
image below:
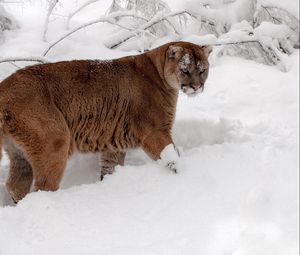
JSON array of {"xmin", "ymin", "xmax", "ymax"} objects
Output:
[{"xmin": 0, "ymin": 1, "xmax": 299, "ymax": 254}]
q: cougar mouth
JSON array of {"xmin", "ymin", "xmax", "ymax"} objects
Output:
[{"xmin": 180, "ymin": 84, "xmax": 204, "ymax": 95}]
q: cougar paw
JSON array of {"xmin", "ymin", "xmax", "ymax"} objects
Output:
[{"xmin": 167, "ymin": 161, "xmax": 178, "ymax": 173}]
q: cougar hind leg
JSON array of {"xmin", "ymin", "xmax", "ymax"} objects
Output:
[
  {"xmin": 4, "ymin": 139, "xmax": 33, "ymax": 203},
  {"xmin": 21, "ymin": 125, "xmax": 70, "ymax": 193},
  {"xmin": 3, "ymin": 103, "xmax": 71, "ymax": 202}
]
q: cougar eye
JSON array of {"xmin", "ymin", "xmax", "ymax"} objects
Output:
[{"xmin": 197, "ymin": 61, "xmax": 206, "ymax": 74}]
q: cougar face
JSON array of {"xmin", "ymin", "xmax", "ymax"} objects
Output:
[{"xmin": 164, "ymin": 43, "xmax": 212, "ymax": 96}]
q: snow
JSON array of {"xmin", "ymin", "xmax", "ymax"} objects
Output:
[
  {"xmin": 0, "ymin": 3, "xmax": 18, "ymax": 43},
  {"xmin": 259, "ymin": 0, "xmax": 299, "ymax": 17},
  {"xmin": 0, "ymin": 1, "xmax": 299, "ymax": 254},
  {"xmin": 183, "ymin": 33, "xmax": 218, "ymax": 46},
  {"xmin": 159, "ymin": 144, "xmax": 179, "ymax": 167},
  {"xmin": 179, "ymin": 53, "xmax": 191, "ymax": 70},
  {"xmin": 255, "ymin": 22, "xmax": 296, "ymax": 42},
  {"xmin": 253, "ymin": 22, "xmax": 297, "ymax": 71}
]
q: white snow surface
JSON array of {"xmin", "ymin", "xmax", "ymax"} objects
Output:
[{"xmin": 0, "ymin": 1, "xmax": 299, "ymax": 254}]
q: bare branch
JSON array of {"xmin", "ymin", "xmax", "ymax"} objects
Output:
[
  {"xmin": 43, "ymin": 0, "xmax": 59, "ymax": 42},
  {"xmin": 43, "ymin": 12, "xmax": 150, "ymax": 56}
]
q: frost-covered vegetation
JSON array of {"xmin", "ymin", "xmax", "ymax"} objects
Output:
[
  {"xmin": 0, "ymin": 0, "xmax": 299, "ymax": 254},
  {"xmin": 0, "ymin": 1, "xmax": 18, "ymax": 43},
  {"xmin": 1, "ymin": 0, "xmax": 299, "ymax": 70}
]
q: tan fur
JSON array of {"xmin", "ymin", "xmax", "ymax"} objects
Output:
[{"xmin": 0, "ymin": 41, "xmax": 211, "ymax": 202}]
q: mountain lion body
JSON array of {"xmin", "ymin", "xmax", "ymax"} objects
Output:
[{"xmin": 0, "ymin": 41, "xmax": 211, "ymax": 202}]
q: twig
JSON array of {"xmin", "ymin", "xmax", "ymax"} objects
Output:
[{"xmin": 43, "ymin": 0, "xmax": 59, "ymax": 42}]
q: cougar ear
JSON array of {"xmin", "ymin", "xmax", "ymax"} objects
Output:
[
  {"xmin": 201, "ymin": 45, "xmax": 213, "ymax": 57},
  {"xmin": 167, "ymin": 45, "xmax": 183, "ymax": 59}
]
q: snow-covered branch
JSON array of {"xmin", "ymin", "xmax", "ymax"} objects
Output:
[
  {"xmin": 108, "ymin": 10, "xmax": 199, "ymax": 49},
  {"xmin": 254, "ymin": 4, "xmax": 299, "ymax": 48},
  {"xmin": 212, "ymin": 39, "xmax": 258, "ymax": 46},
  {"xmin": 0, "ymin": 56, "xmax": 48, "ymax": 64},
  {"xmin": 7, "ymin": 0, "xmax": 296, "ymax": 72},
  {"xmin": 43, "ymin": 11, "xmax": 158, "ymax": 56},
  {"xmin": 43, "ymin": 0, "xmax": 59, "ymax": 41},
  {"xmin": 143, "ymin": 10, "xmax": 198, "ymax": 30},
  {"xmin": 108, "ymin": 0, "xmax": 171, "ymax": 19},
  {"xmin": 256, "ymin": 5, "xmax": 298, "ymax": 28}
]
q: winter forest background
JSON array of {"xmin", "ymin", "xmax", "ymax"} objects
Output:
[
  {"xmin": 1, "ymin": 0, "xmax": 299, "ymax": 69},
  {"xmin": 0, "ymin": 0, "xmax": 299, "ymax": 254}
]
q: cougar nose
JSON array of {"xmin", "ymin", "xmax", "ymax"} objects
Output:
[{"xmin": 191, "ymin": 84, "xmax": 201, "ymax": 91}]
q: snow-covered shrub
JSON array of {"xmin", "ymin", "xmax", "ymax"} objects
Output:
[
  {"xmin": 254, "ymin": 4, "xmax": 299, "ymax": 32},
  {"xmin": 184, "ymin": 0, "xmax": 257, "ymax": 34},
  {"xmin": 99, "ymin": 0, "xmax": 299, "ymax": 70},
  {"xmin": 212, "ymin": 19, "xmax": 297, "ymax": 70},
  {"xmin": 0, "ymin": 3, "xmax": 18, "ymax": 43},
  {"xmin": 181, "ymin": 0, "xmax": 299, "ymax": 70},
  {"xmin": 215, "ymin": 20, "xmax": 272, "ymax": 65},
  {"xmin": 12, "ymin": 0, "xmax": 299, "ymax": 71},
  {"xmin": 104, "ymin": 0, "xmax": 200, "ymax": 51},
  {"xmin": 107, "ymin": 0, "xmax": 171, "ymax": 19}
]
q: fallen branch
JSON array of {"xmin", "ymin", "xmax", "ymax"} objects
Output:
[
  {"xmin": 0, "ymin": 56, "xmax": 48, "ymax": 65},
  {"xmin": 211, "ymin": 39, "xmax": 258, "ymax": 47}
]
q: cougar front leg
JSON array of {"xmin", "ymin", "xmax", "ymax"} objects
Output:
[
  {"xmin": 100, "ymin": 151, "xmax": 126, "ymax": 180},
  {"xmin": 141, "ymin": 131, "xmax": 180, "ymax": 173}
]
